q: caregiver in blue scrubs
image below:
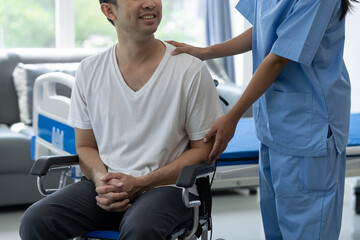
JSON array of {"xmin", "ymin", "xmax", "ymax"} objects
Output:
[{"xmin": 169, "ymin": 0, "xmax": 357, "ymax": 239}]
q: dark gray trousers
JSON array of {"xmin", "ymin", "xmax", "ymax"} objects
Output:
[{"xmin": 20, "ymin": 179, "xmax": 194, "ymax": 240}]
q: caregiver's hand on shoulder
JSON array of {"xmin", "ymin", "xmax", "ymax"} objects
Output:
[
  {"xmin": 166, "ymin": 40, "xmax": 208, "ymax": 61},
  {"xmin": 204, "ymin": 114, "xmax": 238, "ymax": 163}
]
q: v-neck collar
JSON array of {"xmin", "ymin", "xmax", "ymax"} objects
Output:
[{"xmin": 112, "ymin": 41, "xmax": 170, "ymax": 95}]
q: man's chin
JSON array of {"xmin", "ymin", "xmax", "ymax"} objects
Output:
[{"xmin": 141, "ymin": 28, "xmax": 159, "ymax": 37}]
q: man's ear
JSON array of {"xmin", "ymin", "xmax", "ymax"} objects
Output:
[{"xmin": 100, "ymin": 3, "xmax": 117, "ymax": 22}]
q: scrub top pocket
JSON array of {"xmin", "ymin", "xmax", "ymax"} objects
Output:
[{"xmin": 267, "ymin": 91, "xmax": 312, "ymax": 148}]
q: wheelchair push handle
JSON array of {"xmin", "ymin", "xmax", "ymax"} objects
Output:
[{"xmin": 214, "ymin": 79, "xmax": 229, "ymax": 106}]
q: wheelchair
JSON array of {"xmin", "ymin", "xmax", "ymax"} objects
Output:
[
  {"xmin": 31, "ymin": 155, "xmax": 214, "ymax": 240},
  {"xmin": 30, "ymin": 72, "xmax": 216, "ymax": 240}
]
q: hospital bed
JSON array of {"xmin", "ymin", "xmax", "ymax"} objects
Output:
[{"xmin": 31, "ymin": 72, "xmax": 360, "ymax": 218}]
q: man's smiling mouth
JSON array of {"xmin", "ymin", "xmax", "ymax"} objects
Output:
[{"xmin": 141, "ymin": 15, "xmax": 155, "ymax": 19}]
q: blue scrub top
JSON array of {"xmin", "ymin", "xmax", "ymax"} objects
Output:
[{"xmin": 236, "ymin": 0, "xmax": 351, "ymax": 156}]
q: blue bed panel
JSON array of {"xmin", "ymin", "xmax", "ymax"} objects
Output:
[{"xmin": 218, "ymin": 113, "xmax": 360, "ymax": 163}]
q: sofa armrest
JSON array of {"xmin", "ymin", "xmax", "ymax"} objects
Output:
[{"xmin": 0, "ymin": 130, "xmax": 33, "ymax": 173}]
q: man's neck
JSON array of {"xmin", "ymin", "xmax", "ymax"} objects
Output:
[
  {"xmin": 115, "ymin": 36, "xmax": 163, "ymax": 68},
  {"xmin": 114, "ymin": 35, "xmax": 166, "ymax": 92}
]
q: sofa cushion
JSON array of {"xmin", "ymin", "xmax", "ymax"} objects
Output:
[
  {"xmin": 12, "ymin": 63, "xmax": 79, "ymax": 125},
  {"xmin": 0, "ymin": 124, "xmax": 10, "ymax": 133},
  {"xmin": 10, "ymin": 122, "xmax": 34, "ymax": 138}
]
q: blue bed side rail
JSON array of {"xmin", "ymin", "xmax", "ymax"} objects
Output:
[{"xmin": 31, "ymin": 113, "xmax": 360, "ymax": 164}]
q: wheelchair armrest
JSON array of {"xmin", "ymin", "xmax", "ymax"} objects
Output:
[
  {"xmin": 174, "ymin": 163, "xmax": 214, "ymax": 239},
  {"xmin": 30, "ymin": 155, "xmax": 79, "ymax": 176},
  {"xmin": 176, "ymin": 163, "xmax": 214, "ymax": 188}
]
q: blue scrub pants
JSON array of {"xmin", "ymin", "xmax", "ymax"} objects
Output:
[{"xmin": 259, "ymin": 135, "xmax": 346, "ymax": 240}]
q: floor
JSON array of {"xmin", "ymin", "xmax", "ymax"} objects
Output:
[{"xmin": 0, "ymin": 178, "xmax": 359, "ymax": 240}]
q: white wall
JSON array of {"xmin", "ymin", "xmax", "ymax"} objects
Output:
[{"xmin": 344, "ymin": 4, "xmax": 360, "ymax": 113}]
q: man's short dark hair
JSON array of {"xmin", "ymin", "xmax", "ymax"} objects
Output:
[
  {"xmin": 99, "ymin": 0, "xmax": 117, "ymax": 5},
  {"xmin": 99, "ymin": 0, "xmax": 118, "ymax": 26}
]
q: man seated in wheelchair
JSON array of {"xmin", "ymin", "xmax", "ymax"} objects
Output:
[{"xmin": 20, "ymin": 0, "xmax": 223, "ymax": 239}]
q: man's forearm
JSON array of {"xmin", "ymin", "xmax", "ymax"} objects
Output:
[
  {"xmin": 74, "ymin": 128, "xmax": 108, "ymax": 187},
  {"xmin": 77, "ymin": 146, "xmax": 108, "ymax": 187},
  {"xmin": 138, "ymin": 140, "xmax": 214, "ymax": 191}
]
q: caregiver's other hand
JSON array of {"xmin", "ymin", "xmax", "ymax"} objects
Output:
[
  {"xmin": 166, "ymin": 40, "xmax": 209, "ymax": 61},
  {"xmin": 203, "ymin": 114, "xmax": 237, "ymax": 162}
]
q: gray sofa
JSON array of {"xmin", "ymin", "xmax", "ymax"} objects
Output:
[{"xmin": 0, "ymin": 48, "xmax": 95, "ymax": 207}]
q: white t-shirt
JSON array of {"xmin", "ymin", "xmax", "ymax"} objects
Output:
[{"xmin": 68, "ymin": 41, "xmax": 223, "ymax": 177}]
